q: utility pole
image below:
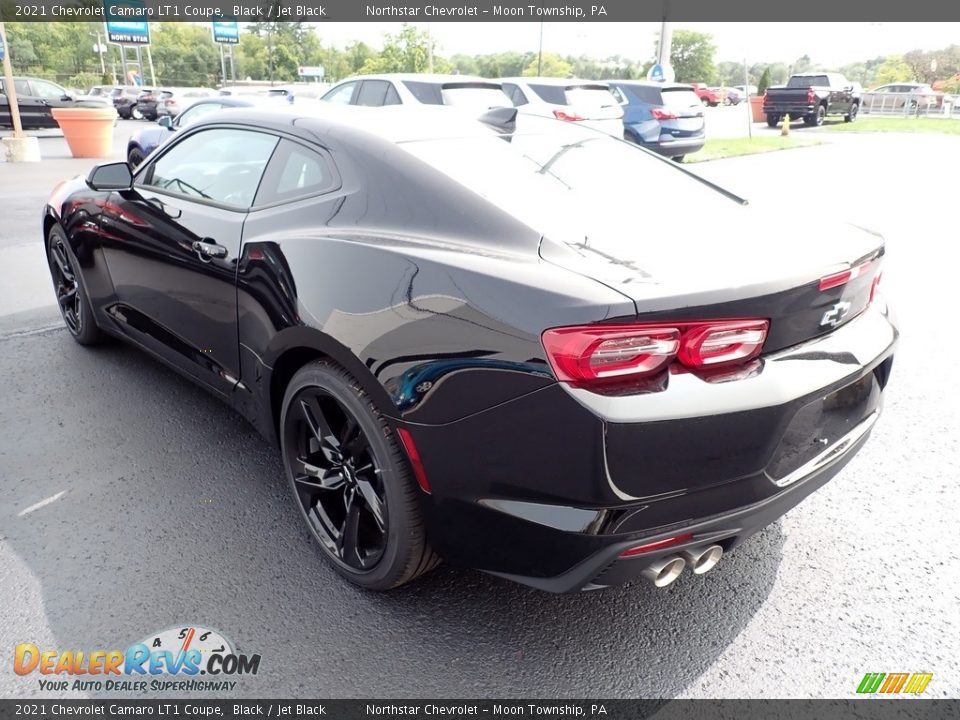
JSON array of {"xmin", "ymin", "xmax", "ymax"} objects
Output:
[
  {"xmin": 91, "ymin": 30, "xmax": 107, "ymax": 77},
  {"xmin": 537, "ymin": 22, "xmax": 544, "ymax": 76},
  {"xmin": 426, "ymin": 23, "xmax": 433, "ymax": 73},
  {"xmin": 657, "ymin": 19, "xmax": 672, "ymax": 69}
]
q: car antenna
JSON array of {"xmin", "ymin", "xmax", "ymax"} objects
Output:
[{"xmin": 478, "ymin": 107, "xmax": 518, "ymax": 133}]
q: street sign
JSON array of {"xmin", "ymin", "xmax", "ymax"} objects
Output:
[
  {"xmin": 298, "ymin": 66, "xmax": 325, "ymax": 79},
  {"xmin": 212, "ymin": 21, "xmax": 240, "ymax": 45},
  {"xmin": 104, "ymin": 0, "xmax": 151, "ymax": 45},
  {"xmin": 0, "ymin": 32, "xmax": 5, "ymax": 62},
  {"xmin": 647, "ymin": 63, "xmax": 675, "ymax": 83}
]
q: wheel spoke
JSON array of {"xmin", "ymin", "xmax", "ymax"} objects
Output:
[
  {"xmin": 57, "ymin": 286, "xmax": 77, "ymax": 309},
  {"xmin": 294, "ymin": 458, "xmax": 345, "ymax": 490},
  {"xmin": 52, "ymin": 244, "xmax": 73, "ymax": 281},
  {"xmin": 339, "ymin": 416, "xmax": 362, "ymax": 458},
  {"xmin": 299, "ymin": 396, "xmax": 340, "ymax": 460},
  {"xmin": 356, "ymin": 476, "xmax": 386, "ymax": 532},
  {"xmin": 337, "ymin": 491, "xmax": 361, "ymax": 565}
]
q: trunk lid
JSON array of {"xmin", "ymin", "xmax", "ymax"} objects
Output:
[{"xmin": 540, "ymin": 205, "xmax": 884, "ymax": 353}]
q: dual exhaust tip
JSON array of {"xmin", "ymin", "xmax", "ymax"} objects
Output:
[{"xmin": 641, "ymin": 544, "xmax": 723, "ymax": 588}]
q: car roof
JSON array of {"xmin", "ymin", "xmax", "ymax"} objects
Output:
[
  {"xmin": 500, "ymin": 77, "xmax": 609, "ymax": 87},
  {"xmin": 609, "ymin": 80, "xmax": 694, "ymax": 90},
  {"xmin": 189, "ymin": 104, "xmax": 580, "ymax": 145},
  {"xmin": 337, "ymin": 73, "xmax": 496, "ymax": 84}
]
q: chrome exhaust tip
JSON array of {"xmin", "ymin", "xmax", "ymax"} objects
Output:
[
  {"xmin": 680, "ymin": 545, "xmax": 723, "ymax": 575},
  {"xmin": 641, "ymin": 556, "xmax": 686, "ymax": 588}
]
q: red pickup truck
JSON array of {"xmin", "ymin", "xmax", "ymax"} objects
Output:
[{"xmin": 689, "ymin": 83, "xmax": 721, "ymax": 107}]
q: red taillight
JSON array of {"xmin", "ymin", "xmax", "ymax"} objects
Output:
[
  {"xmin": 553, "ymin": 109, "xmax": 585, "ymax": 122},
  {"xmin": 677, "ymin": 320, "xmax": 769, "ymax": 369},
  {"xmin": 541, "ymin": 325, "xmax": 680, "ymax": 386},
  {"xmin": 396, "ymin": 428, "xmax": 430, "ymax": 494},
  {"xmin": 806, "ymin": 88, "xmax": 816, "ymax": 103},
  {"xmin": 541, "ymin": 319, "xmax": 769, "ymax": 388},
  {"xmin": 819, "ymin": 259, "xmax": 875, "ymax": 291},
  {"xmin": 620, "ymin": 533, "xmax": 693, "ymax": 558},
  {"xmin": 651, "ymin": 108, "xmax": 678, "ymax": 120}
]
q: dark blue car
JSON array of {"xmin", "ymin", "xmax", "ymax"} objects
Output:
[
  {"xmin": 126, "ymin": 95, "xmax": 287, "ymax": 167},
  {"xmin": 607, "ymin": 81, "xmax": 706, "ymax": 162}
]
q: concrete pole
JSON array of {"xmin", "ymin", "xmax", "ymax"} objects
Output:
[
  {"xmin": 657, "ymin": 20, "xmax": 672, "ymax": 68},
  {"xmin": 145, "ymin": 45, "xmax": 157, "ymax": 86},
  {"xmin": 0, "ymin": 22, "xmax": 23, "ymax": 138},
  {"xmin": 537, "ymin": 22, "xmax": 544, "ymax": 76},
  {"xmin": 1, "ymin": 21, "xmax": 41, "ymax": 161}
]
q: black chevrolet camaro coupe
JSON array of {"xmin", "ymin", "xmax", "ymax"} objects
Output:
[{"xmin": 42, "ymin": 106, "xmax": 897, "ymax": 592}]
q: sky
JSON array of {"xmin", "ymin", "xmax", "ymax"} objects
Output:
[{"xmin": 310, "ymin": 22, "xmax": 960, "ymax": 66}]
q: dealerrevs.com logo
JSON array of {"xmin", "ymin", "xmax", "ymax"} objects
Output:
[
  {"xmin": 856, "ymin": 672, "xmax": 933, "ymax": 695},
  {"xmin": 14, "ymin": 625, "xmax": 261, "ymax": 693}
]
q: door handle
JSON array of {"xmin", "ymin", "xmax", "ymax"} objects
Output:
[{"xmin": 192, "ymin": 240, "xmax": 228, "ymax": 259}]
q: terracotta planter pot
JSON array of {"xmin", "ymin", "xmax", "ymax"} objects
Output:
[
  {"xmin": 51, "ymin": 107, "xmax": 117, "ymax": 158},
  {"xmin": 749, "ymin": 96, "xmax": 767, "ymax": 123}
]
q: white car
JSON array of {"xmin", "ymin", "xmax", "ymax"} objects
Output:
[
  {"xmin": 499, "ymin": 77, "xmax": 624, "ymax": 136},
  {"xmin": 321, "ymin": 74, "xmax": 510, "ymax": 111}
]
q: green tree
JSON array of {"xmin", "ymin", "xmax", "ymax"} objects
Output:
[
  {"xmin": 757, "ymin": 67, "xmax": 772, "ymax": 95},
  {"xmin": 874, "ymin": 55, "xmax": 914, "ymax": 85},
  {"xmin": 151, "ymin": 24, "xmax": 221, "ymax": 86},
  {"xmin": 522, "ymin": 52, "xmax": 572, "ymax": 78},
  {"xmin": 668, "ymin": 30, "xmax": 716, "ymax": 83},
  {"xmin": 360, "ymin": 24, "xmax": 436, "ymax": 74}
]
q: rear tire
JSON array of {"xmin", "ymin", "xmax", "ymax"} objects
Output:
[
  {"xmin": 46, "ymin": 225, "xmax": 105, "ymax": 346},
  {"xmin": 766, "ymin": 114, "xmax": 780, "ymax": 128},
  {"xmin": 805, "ymin": 105, "xmax": 826, "ymax": 126},
  {"xmin": 672, "ymin": 155, "xmax": 685, "ymax": 163},
  {"xmin": 280, "ymin": 360, "xmax": 439, "ymax": 591},
  {"xmin": 131, "ymin": 107, "xmax": 144, "ymax": 121}
]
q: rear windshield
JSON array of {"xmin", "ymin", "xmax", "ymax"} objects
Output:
[
  {"xmin": 661, "ymin": 88, "xmax": 701, "ymax": 107},
  {"xmin": 403, "ymin": 81, "xmax": 506, "ymax": 107},
  {"xmin": 400, "ymin": 120, "xmax": 737, "ymax": 244},
  {"xmin": 440, "ymin": 86, "xmax": 510, "ymax": 109},
  {"xmin": 787, "ymin": 75, "xmax": 828, "ymax": 88},
  {"xmin": 529, "ymin": 84, "xmax": 615, "ymax": 107}
]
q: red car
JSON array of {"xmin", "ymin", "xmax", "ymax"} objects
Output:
[{"xmin": 689, "ymin": 83, "xmax": 721, "ymax": 107}]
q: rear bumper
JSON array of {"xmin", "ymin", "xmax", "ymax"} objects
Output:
[
  {"xmin": 763, "ymin": 103, "xmax": 817, "ymax": 116},
  {"xmin": 412, "ymin": 300, "xmax": 898, "ymax": 591}
]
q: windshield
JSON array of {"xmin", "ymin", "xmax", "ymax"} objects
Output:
[{"xmin": 400, "ymin": 121, "xmax": 740, "ymax": 246}]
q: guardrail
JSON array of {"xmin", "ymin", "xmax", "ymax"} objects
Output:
[{"xmin": 860, "ymin": 93, "xmax": 958, "ymax": 118}]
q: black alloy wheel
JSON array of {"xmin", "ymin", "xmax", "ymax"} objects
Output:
[
  {"xmin": 281, "ymin": 361, "xmax": 438, "ymax": 590},
  {"xmin": 46, "ymin": 226, "xmax": 103, "ymax": 345}
]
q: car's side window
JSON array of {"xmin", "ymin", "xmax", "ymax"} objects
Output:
[
  {"xmin": 356, "ymin": 80, "xmax": 391, "ymax": 107},
  {"xmin": 383, "ymin": 83, "xmax": 402, "ymax": 106},
  {"xmin": 503, "ymin": 83, "xmax": 528, "ymax": 106},
  {"xmin": 609, "ymin": 86, "xmax": 627, "ymax": 105},
  {"xmin": 33, "ymin": 80, "xmax": 66, "ymax": 99},
  {"xmin": 254, "ymin": 139, "xmax": 339, "ymax": 206},
  {"xmin": 14, "ymin": 79, "xmax": 33, "ymax": 97},
  {"xmin": 323, "ymin": 82, "xmax": 358, "ymax": 105},
  {"xmin": 175, "ymin": 102, "xmax": 223, "ymax": 128},
  {"xmin": 139, "ymin": 128, "xmax": 279, "ymax": 210}
]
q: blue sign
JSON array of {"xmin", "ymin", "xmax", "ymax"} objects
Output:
[
  {"xmin": 647, "ymin": 64, "xmax": 665, "ymax": 82},
  {"xmin": 104, "ymin": 0, "xmax": 151, "ymax": 45},
  {"xmin": 0, "ymin": 32, "xmax": 5, "ymax": 62},
  {"xmin": 212, "ymin": 21, "xmax": 240, "ymax": 45}
]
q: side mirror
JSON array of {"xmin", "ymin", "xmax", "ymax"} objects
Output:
[
  {"xmin": 158, "ymin": 115, "xmax": 173, "ymax": 129},
  {"xmin": 87, "ymin": 162, "xmax": 133, "ymax": 191},
  {"xmin": 62, "ymin": 94, "xmax": 73, "ymax": 102}
]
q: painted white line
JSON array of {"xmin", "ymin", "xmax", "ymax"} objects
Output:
[{"xmin": 17, "ymin": 491, "xmax": 67, "ymax": 517}]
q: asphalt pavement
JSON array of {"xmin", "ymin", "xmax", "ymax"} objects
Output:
[{"xmin": 1, "ymin": 120, "xmax": 958, "ymax": 700}]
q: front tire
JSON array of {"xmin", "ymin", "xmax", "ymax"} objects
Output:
[
  {"xmin": 845, "ymin": 103, "xmax": 858, "ymax": 123},
  {"xmin": 131, "ymin": 107, "xmax": 144, "ymax": 121},
  {"xmin": 280, "ymin": 361, "xmax": 439, "ymax": 590},
  {"xmin": 128, "ymin": 146, "xmax": 145, "ymax": 168},
  {"xmin": 46, "ymin": 225, "xmax": 104, "ymax": 345}
]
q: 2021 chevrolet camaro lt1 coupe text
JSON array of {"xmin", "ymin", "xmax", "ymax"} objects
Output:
[{"xmin": 42, "ymin": 106, "xmax": 897, "ymax": 592}]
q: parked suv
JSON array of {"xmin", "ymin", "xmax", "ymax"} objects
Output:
[
  {"xmin": 112, "ymin": 86, "xmax": 147, "ymax": 119},
  {"xmin": 157, "ymin": 87, "xmax": 219, "ymax": 117},
  {"xmin": 322, "ymin": 74, "xmax": 509, "ymax": 110},
  {"xmin": 500, "ymin": 77, "xmax": 623, "ymax": 136},
  {"xmin": 608, "ymin": 81, "xmax": 705, "ymax": 161},
  {"xmin": 135, "ymin": 88, "xmax": 172, "ymax": 121},
  {"xmin": 1, "ymin": 76, "xmax": 111, "ymax": 129}
]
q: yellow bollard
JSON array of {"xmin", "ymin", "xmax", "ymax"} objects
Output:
[{"xmin": 781, "ymin": 113, "xmax": 791, "ymax": 136}]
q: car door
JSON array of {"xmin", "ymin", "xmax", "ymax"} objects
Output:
[
  {"xmin": 322, "ymin": 81, "xmax": 359, "ymax": 105},
  {"xmin": 1, "ymin": 78, "xmax": 46, "ymax": 129},
  {"xmin": 31, "ymin": 78, "xmax": 75, "ymax": 117},
  {"xmin": 99, "ymin": 126, "xmax": 280, "ymax": 395}
]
